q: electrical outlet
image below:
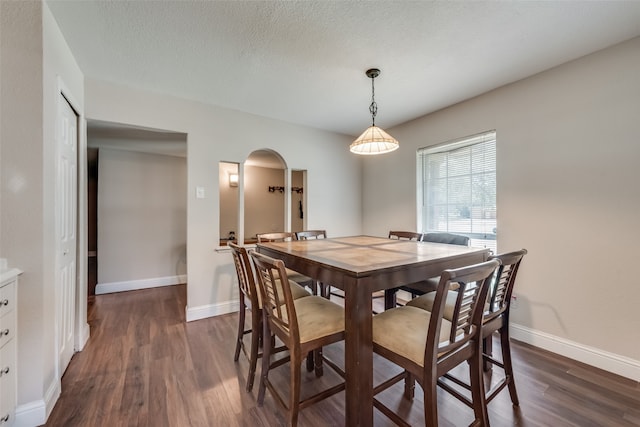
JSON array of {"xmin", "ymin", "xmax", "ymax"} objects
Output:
[{"xmin": 511, "ymin": 295, "xmax": 519, "ymax": 309}]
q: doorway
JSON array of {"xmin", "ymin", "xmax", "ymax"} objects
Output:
[
  {"xmin": 87, "ymin": 147, "xmax": 98, "ymax": 297},
  {"xmin": 86, "ymin": 120, "xmax": 188, "ymax": 296}
]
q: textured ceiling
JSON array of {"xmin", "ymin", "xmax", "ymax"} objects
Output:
[{"xmin": 47, "ymin": 1, "xmax": 640, "ymax": 136}]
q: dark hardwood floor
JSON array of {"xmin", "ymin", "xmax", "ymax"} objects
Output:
[{"xmin": 45, "ymin": 285, "xmax": 640, "ymax": 426}]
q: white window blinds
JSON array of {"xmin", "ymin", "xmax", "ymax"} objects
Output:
[{"xmin": 418, "ymin": 131, "xmax": 497, "ymax": 252}]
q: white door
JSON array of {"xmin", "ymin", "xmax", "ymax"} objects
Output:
[{"xmin": 56, "ymin": 95, "xmax": 78, "ymax": 376}]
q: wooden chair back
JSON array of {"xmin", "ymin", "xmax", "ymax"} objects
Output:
[
  {"xmin": 426, "ymin": 259, "xmax": 501, "ymax": 369},
  {"xmin": 423, "ymin": 232, "xmax": 470, "ymax": 246},
  {"xmin": 228, "ymin": 242, "xmax": 264, "ymax": 391},
  {"xmin": 295, "ymin": 230, "xmax": 327, "ymax": 240},
  {"xmin": 388, "ymin": 231, "xmax": 422, "ymax": 241},
  {"xmin": 256, "ymin": 232, "xmax": 296, "ymax": 243},
  {"xmin": 228, "ymin": 242, "xmax": 259, "ymax": 309},
  {"xmin": 486, "ymin": 249, "xmax": 527, "ymax": 322},
  {"xmin": 250, "ymin": 251, "xmax": 299, "ymax": 345},
  {"xmin": 371, "ymin": 259, "xmax": 500, "ymax": 426}
]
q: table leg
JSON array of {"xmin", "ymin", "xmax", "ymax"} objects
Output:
[{"xmin": 343, "ymin": 277, "xmax": 374, "ymax": 426}]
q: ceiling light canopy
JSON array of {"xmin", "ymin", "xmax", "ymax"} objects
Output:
[{"xmin": 350, "ymin": 68, "xmax": 399, "ymax": 155}]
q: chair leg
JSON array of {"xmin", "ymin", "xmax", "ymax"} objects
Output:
[
  {"xmin": 483, "ymin": 333, "xmax": 493, "ymax": 372},
  {"xmin": 234, "ymin": 303, "xmax": 245, "ymax": 361},
  {"xmin": 314, "ymin": 348, "xmax": 324, "ymax": 377},
  {"xmin": 306, "ymin": 351, "xmax": 314, "ymax": 372},
  {"xmin": 424, "ymin": 375, "xmax": 439, "ymax": 427},
  {"xmin": 403, "ymin": 371, "xmax": 415, "ymax": 399},
  {"xmin": 257, "ymin": 317, "xmax": 271, "ymax": 406},
  {"xmin": 470, "ymin": 345, "xmax": 490, "ymax": 427},
  {"xmin": 500, "ymin": 326, "xmax": 520, "ymax": 406},
  {"xmin": 289, "ymin": 351, "xmax": 302, "ymax": 427},
  {"xmin": 246, "ymin": 309, "xmax": 261, "ymax": 392},
  {"xmin": 384, "ymin": 289, "xmax": 397, "ymax": 310},
  {"xmin": 319, "ymin": 282, "xmax": 330, "ymax": 299}
]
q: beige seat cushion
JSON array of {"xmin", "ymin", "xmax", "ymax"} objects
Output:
[
  {"xmin": 373, "ymin": 306, "xmax": 452, "ymax": 367},
  {"xmin": 406, "ymin": 289, "xmax": 490, "ymax": 321},
  {"xmin": 406, "ymin": 290, "xmax": 458, "ymax": 321},
  {"xmin": 287, "ymin": 279, "xmax": 312, "ymax": 300},
  {"xmin": 292, "ymin": 296, "xmax": 345, "ymax": 344}
]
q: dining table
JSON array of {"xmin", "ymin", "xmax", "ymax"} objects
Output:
[{"xmin": 256, "ymin": 235, "xmax": 490, "ymax": 426}]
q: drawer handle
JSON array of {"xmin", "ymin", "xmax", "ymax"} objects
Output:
[
  {"xmin": 0, "ymin": 367, "xmax": 8, "ymax": 376},
  {"xmin": 0, "ymin": 299, "xmax": 7, "ymax": 306},
  {"xmin": 0, "ymin": 329, "xmax": 8, "ymax": 337},
  {"xmin": 0, "ymin": 414, "xmax": 8, "ymax": 423}
]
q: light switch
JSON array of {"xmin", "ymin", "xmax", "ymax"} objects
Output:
[{"xmin": 196, "ymin": 186, "xmax": 205, "ymax": 199}]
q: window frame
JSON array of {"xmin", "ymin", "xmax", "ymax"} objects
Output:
[{"xmin": 416, "ymin": 130, "xmax": 497, "ymax": 252}]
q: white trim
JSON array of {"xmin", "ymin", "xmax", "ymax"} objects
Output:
[
  {"xmin": 186, "ymin": 300, "xmax": 239, "ymax": 322},
  {"xmin": 77, "ymin": 321, "xmax": 90, "ymax": 351},
  {"xmin": 15, "ymin": 378, "xmax": 59, "ymax": 427},
  {"xmin": 15, "ymin": 400, "xmax": 45, "ymax": 427},
  {"xmin": 215, "ymin": 243, "xmax": 256, "ymax": 253},
  {"xmin": 95, "ymin": 275, "xmax": 187, "ymax": 295},
  {"xmin": 511, "ymin": 323, "xmax": 640, "ymax": 381}
]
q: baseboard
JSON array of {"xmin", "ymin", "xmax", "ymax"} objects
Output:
[
  {"xmin": 77, "ymin": 321, "xmax": 90, "ymax": 351},
  {"xmin": 510, "ymin": 323, "xmax": 640, "ymax": 382},
  {"xmin": 15, "ymin": 378, "xmax": 60, "ymax": 427},
  {"xmin": 95, "ymin": 274, "xmax": 187, "ymax": 295},
  {"xmin": 186, "ymin": 300, "xmax": 239, "ymax": 322}
]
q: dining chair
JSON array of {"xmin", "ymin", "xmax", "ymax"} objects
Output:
[
  {"xmin": 406, "ymin": 249, "xmax": 528, "ymax": 407},
  {"xmin": 387, "ymin": 232, "xmax": 472, "ymax": 308},
  {"xmin": 294, "ymin": 230, "xmax": 327, "ymax": 240},
  {"xmin": 256, "ymin": 232, "xmax": 297, "ymax": 243},
  {"xmin": 372, "ymin": 259, "xmax": 500, "ymax": 427},
  {"xmin": 228, "ymin": 242, "xmax": 311, "ymax": 392},
  {"xmin": 294, "ymin": 230, "xmax": 330, "ymax": 298},
  {"xmin": 388, "ymin": 230, "xmax": 423, "ymax": 241},
  {"xmin": 250, "ymin": 251, "xmax": 346, "ymax": 427},
  {"xmin": 257, "ymin": 232, "xmax": 316, "ymax": 292},
  {"xmin": 384, "ymin": 231, "xmax": 432, "ymax": 309},
  {"xmin": 423, "ymin": 232, "xmax": 471, "ymax": 246}
]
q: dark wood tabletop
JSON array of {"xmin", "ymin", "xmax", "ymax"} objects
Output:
[{"xmin": 257, "ymin": 235, "xmax": 490, "ymax": 426}]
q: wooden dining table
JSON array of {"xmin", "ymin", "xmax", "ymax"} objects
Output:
[{"xmin": 256, "ymin": 235, "xmax": 490, "ymax": 426}]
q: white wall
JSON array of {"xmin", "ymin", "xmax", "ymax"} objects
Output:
[
  {"xmin": 0, "ymin": 0, "xmax": 47, "ymax": 412},
  {"xmin": 84, "ymin": 79, "xmax": 362, "ymax": 322},
  {"xmin": 96, "ymin": 148, "xmax": 187, "ymax": 289},
  {"xmin": 1, "ymin": 1, "xmax": 86, "ymax": 424},
  {"xmin": 363, "ymin": 37, "xmax": 640, "ymax": 378}
]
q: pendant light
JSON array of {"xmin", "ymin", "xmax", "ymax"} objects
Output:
[{"xmin": 350, "ymin": 68, "xmax": 399, "ymax": 155}]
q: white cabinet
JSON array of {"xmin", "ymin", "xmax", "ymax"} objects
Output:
[{"xmin": 0, "ymin": 267, "xmax": 20, "ymax": 427}]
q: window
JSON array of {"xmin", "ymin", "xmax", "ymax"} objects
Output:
[{"xmin": 418, "ymin": 131, "xmax": 497, "ymax": 253}]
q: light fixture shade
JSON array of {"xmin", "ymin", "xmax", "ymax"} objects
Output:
[{"xmin": 350, "ymin": 125, "xmax": 399, "ymax": 155}]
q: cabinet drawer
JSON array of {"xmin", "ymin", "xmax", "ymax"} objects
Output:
[
  {"xmin": 0, "ymin": 280, "xmax": 15, "ymax": 318},
  {"xmin": 0, "ymin": 338, "xmax": 16, "ymax": 426},
  {"xmin": 0, "ymin": 313, "xmax": 14, "ymax": 350}
]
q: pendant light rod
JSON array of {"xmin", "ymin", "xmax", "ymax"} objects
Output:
[
  {"xmin": 350, "ymin": 67, "xmax": 399, "ymax": 155},
  {"xmin": 367, "ymin": 68, "xmax": 380, "ymax": 126}
]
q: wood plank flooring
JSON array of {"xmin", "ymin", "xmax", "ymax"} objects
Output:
[{"xmin": 45, "ymin": 285, "xmax": 640, "ymax": 426}]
